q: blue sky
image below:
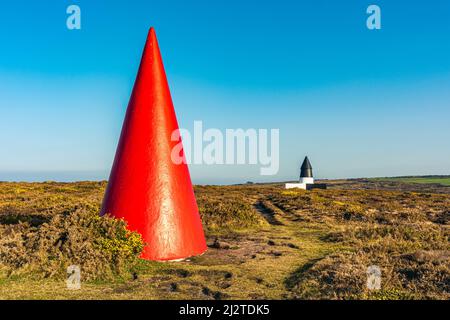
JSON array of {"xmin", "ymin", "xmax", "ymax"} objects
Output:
[{"xmin": 0, "ymin": 0, "xmax": 449, "ymax": 183}]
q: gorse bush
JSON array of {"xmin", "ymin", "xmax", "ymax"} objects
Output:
[{"xmin": 0, "ymin": 205, "xmax": 143, "ymax": 281}]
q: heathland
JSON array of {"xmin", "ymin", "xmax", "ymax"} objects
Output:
[{"xmin": 0, "ymin": 177, "xmax": 448, "ymax": 299}]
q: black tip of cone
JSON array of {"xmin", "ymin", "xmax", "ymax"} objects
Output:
[
  {"xmin": 301, "ymin": 156, "xmax": 312, "ymax": 170},
  {"xmin": 300, "ymin": 156, "xmax": 313, "ymax": 178}
]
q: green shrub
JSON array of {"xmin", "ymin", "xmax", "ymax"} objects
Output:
[{"xmin": 0, "ymin": 206, "xmax": 143, "ymax": 281}]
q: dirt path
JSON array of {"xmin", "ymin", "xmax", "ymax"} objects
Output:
[
  {"xmin": 135, "ymin": 198, "xmax": 340, "ymax": 300},
  {"xmin": 0, "ymin": 198, "xmax": 338, "ymax": 299}
]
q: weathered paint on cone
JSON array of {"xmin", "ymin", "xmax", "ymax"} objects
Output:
[{"xmin": 100, "ymin": 28, "xmax": 207, "ymax": 261}]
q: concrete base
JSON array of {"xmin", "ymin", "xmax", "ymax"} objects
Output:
[
  {"xmin": 306, "ymin": 183, "xmax": 327, "ymax": 190},
  {"xmin": 285, "ymin": 183, "xmax": 327, "ymax": 190},
  {"xmin": 300, "ymin": 177, "xmax": 314, "ymax": 184},
  {"xmin": 285, "ymin": 183, "xmax": 307, "ymax": 189}
]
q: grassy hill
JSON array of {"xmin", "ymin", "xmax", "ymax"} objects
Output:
[
  {"xmin": 370, "ymin": 176, "xmax": 450, "ymax": 186},
  {"xmin": 0, "ymin": 179, "xmax": 448, "ymax": 299}
]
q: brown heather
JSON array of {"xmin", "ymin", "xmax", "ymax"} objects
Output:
[{"xmin": 0, "ymin": 178, "xmax": 448, "ymax": 299}]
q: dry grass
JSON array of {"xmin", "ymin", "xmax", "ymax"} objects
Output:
[
  {"xmin": 195, "ymin": 185, "xmax": 269, "ymax": 232},
  {"xmin": 0, "ymin": 180, "xmax": 448, "ymax": 299},
  {"xmin": 268, "ymin": 188, "xmax": 449, "ymax": 299},
  {"xmin": 0, "ymin": 182, "xmax": 143, "ymax": 281}
]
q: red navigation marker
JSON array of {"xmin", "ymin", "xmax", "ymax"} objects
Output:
[{"xmin": 100, "ymin": 28, "xmax": 207, "ymax": 261}]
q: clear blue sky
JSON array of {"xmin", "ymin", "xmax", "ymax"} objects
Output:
[{"xmin": 0, "ymin": 0, "xmax": 449, "ymax": 183}]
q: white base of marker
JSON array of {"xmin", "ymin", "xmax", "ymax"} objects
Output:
[
  {"xmin": 300, "ymin": 177, "xmax": 314, "ymax": 184},
  {"xmin": 285, "ymin": 183, "xmax": 307, "ymax": 190}
]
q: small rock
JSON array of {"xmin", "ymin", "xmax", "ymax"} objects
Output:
[
  {"xmin": 209, "ymin": 238, "xmax": 231, "ymax": 249},
  {"xmin": 213, "ymin": 291, "xmax": 225, "ymax": 300},
  {"xmin": 202, "ymin": 286, "xmax": 211, "ymax": 296},
  {"xmin": 255, "ymin": 277, "xmax": 264, "ymax": 284},
  {"xmin": 169, "ymin": 282, "xmax": 178, "ymax": 292},
  {"xmin": 287, "ymin": 243, "xmax": 299, "ymax": 249},
  {"xmin": 271, "ymin": 251, "xmax": 282, "ymax": 257},
  {"xmin": 219, "ymin": 282, "xmax": 231, "ymax": 289}
]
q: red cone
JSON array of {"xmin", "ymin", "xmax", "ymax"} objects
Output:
[{"xmin": 100, "ymin": 27, "xmax": 207, "ymax": 261}]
